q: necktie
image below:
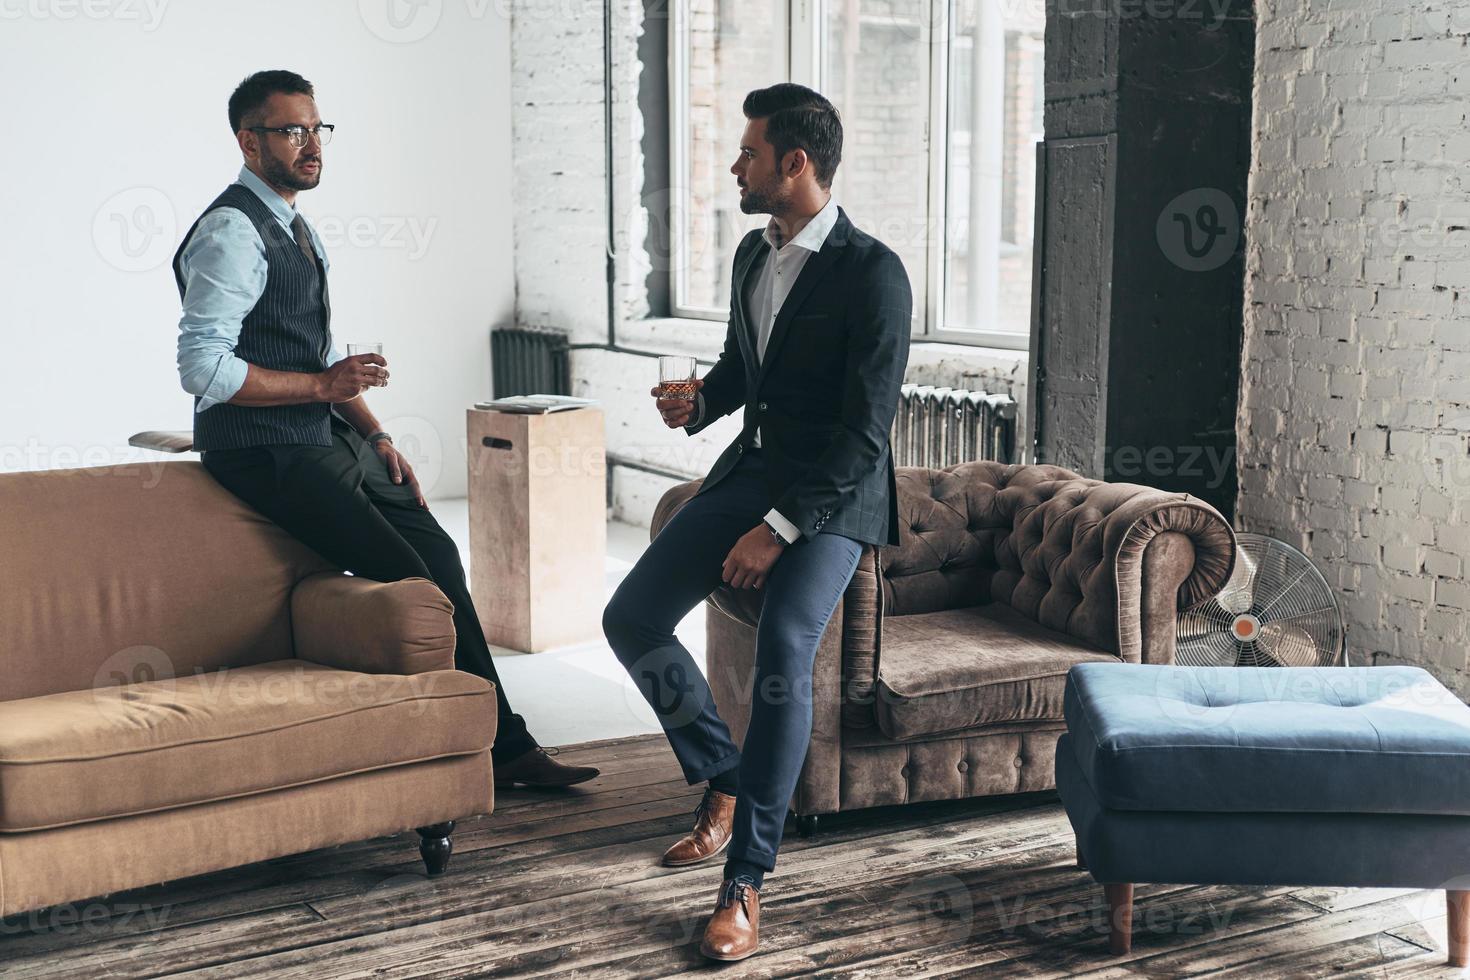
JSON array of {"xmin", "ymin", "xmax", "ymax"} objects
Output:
[{"xmin": 290, "ymin": 213, "xmax": 331, "ymax": 325}]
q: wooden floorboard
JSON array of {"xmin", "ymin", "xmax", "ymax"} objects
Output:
[{"xmin": 0, "ymin": 733, "xmax": 1462, "ymax": 979}]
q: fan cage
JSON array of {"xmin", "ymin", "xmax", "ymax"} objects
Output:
[{"xmin": 1175, "ymin": 533, "xmax": 1346, "ymax": 668}]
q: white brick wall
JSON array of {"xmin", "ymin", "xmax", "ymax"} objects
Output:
[
  {"xmin": 1240, "ymin": 0, "xmax": 1470, "ymax": 686},
  {"xmin": 511, "ymin": 0, "xmax": 648, "ymax": 345}
]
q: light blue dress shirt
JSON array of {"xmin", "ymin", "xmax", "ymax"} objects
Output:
[{"xmin": 176, "ymin": 166, "xmax": 342, "ymax": 412}]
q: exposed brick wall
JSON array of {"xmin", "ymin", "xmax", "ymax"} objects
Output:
[
  {"xmin": 511, "ymin": 0, "xmax": 648, "ymax": 345},
  {"xmin": 1239, "ymin": 0, "xmax": 1470, "ymax": 684}
]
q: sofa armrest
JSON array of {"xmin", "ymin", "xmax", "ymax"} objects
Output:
[
  {"xmin": 1005, "ymin": 481, "xmax": 1236, "ymax": 663},
  {"xmin": 651, "ymin": 478, "xmax": 703, "ymax": 540},
  {"xmin": 291, "ymin": 571, "xmax": 457, "ymax": 675},
  {"xmin": 1104, "ymin": 494, "xmax": 1237, "ymax": 663}
]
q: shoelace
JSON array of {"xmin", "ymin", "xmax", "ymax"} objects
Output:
[
  {"xmin": 691, "ymin": 787, "xmax": 719, "ymax": 822},
  {"xmin": 719, "ymin": 878, "xmax": 757, "ymax": 911}
]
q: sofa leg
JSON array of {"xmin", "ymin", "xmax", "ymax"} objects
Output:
[
  {"xmin": 796, "ymin": 814, "xmax": 820, "ymax": 838},
  {"xmin": 416, "ymin": 821, "xmax": 456, "ymax": 877},
  {"xmin": 1104, "ymin": 883, "xmax": 1133, "ymax": 956},
  {"xmin": 1449, "ymin": 890, "xmax": 1470, "ymax": 967}
]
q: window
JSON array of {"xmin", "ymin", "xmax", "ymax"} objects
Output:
[
  {"xmin": 942, "ymin": 0, "xmax": 1044, "ymax": 344},
  {"xmin": 668, "ymin": 0, "xmax": 1044, "ymax": 350},
  {"xmin": 821, "ymin": 0, "xmax": 933, "ymax": 335},
  {"xmin": 670, "ymin": 0, "xmax": 787, "ymax": 315}
]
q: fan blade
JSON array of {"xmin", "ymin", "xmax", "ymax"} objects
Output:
[
  {"xmin": 1258, "ymin": 620, "xmax": 1330, "ymax": 667},
  {"xmin": 1236, "ymin": 640, "xmax": 1284, "ymax": 668}
]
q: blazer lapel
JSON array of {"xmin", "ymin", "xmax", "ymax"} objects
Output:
[{"xmin": 756, "ymin": 208, "xmax": 850, "ymax": 387}]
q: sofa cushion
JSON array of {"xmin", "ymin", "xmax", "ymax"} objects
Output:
[
  {"xmin": 0, "ymin": 661, "xmax": 495, "ymax": 832},
  {"xmin": 1064, "ymin": 662, "xmax": 1470, "ymax": 815},
  {"xmin": 874, "ymin": 603, "xmax": 1119, "ymax": 740}
]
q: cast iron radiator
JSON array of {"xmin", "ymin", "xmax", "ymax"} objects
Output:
[
  {"xmin": 891, "ymin": 383, "xmax": 1018, "ymax": 467},
  {"xmin": 491, "ymin": 327, "xmax": 571, "ymax": 397}
]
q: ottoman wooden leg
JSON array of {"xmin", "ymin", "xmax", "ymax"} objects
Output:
[
  {"xmin": 1449, "ymin": 890, "xmax": 1470, "ymax": 968},
  {"xmin": 1104, "ymin": 883, "xmax": 1134, "ymax": 956}
]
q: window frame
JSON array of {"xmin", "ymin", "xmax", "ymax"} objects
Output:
[{"xmin": 666, "ymin": 0, "xmax": 1031, "ymax": 352}]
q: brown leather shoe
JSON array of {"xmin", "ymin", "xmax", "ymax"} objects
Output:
[
  {"xmin": 493, "ymin": 746, "xmax": 599, "ymax": 789},
  {"xmin": 700, "ymin": 878, "xmax": 761, "ymax": 961},
  {"xmin": 661, "ymin": 788, "xmax": 736, "ymax": 867}
]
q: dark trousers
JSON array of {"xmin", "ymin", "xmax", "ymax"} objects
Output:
[
  {"xmin": 201, "ymin": 414, "xmax": 535, "ymax": 764},
  {"xmin": 602, "ymin": 449, "xmax": 863, "ymax": 874}
]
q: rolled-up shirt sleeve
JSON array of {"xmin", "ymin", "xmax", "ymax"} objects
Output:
[{"xmin": 176, "ymin": 209, "xmax": 266, "ymax": 412}]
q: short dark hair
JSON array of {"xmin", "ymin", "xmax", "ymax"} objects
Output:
[
  {"xmin": 228, "ymin": 70, "xmax": 315, "ymax": 133},
  {"xmin": 742, "ymin": 83, "xmax": 843, "ymax": 189}
]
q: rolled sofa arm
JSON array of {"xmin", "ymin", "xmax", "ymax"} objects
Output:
[
  {"xmin": 1003, "ymin": 479, "xmax": 1237, "ymax": 664},
  {"xmin": 291, "ymin": 571, "xmax": 457, "ymax": 675}
]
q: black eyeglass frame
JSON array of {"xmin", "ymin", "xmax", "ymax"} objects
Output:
[{"xmin": 246, "ymin": 124, "xmax": 335, "ymax": 148}]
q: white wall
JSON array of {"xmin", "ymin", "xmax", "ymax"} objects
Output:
[
  {"xmin": 0, "ymin": 0, "xmax": 515, "ymax": 498},
  {"xmin": 1240, "ymin": 0, "xmax": 1470, "ymax": 684}
]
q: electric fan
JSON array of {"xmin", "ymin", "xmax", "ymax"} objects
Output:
[{"xmin": 1175, "ymin": 532, "xmax": 1346, "ymax": 667}]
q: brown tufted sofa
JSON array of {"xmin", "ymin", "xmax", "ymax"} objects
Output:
[{"xmin": 651, "ymin": 461, "xmax": 1237, "ymax": 833}]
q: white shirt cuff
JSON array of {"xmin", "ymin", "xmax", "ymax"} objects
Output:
[
  {"xmin": 683, "ymin": 391, "xmax": 705, "ymax": 428},
  {"xmin": 763, "ymin": 508, "xmax": 802, "ymax": 545}
]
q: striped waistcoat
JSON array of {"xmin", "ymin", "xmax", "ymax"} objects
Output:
[{"xmin": 172, "ymin": 184, "xmax": 333, "ymax": 450}]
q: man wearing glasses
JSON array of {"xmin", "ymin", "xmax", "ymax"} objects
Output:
[{"xmin": 174, "ymin": 70, "xmax": 599, "ymax": 790}]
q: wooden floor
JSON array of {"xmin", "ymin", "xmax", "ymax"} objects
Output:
[{"xmin": 1, "ymin": 734, "xmax": 1464, "ymax": 978}]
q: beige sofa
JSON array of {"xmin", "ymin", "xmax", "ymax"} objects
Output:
[
  {"xmin": 653, "ymin": 460, "xmax": 1236, "ymax": 834},
  {"xmin": 0, "ymin": 462, "xmax": 496, "ymax": 918}
]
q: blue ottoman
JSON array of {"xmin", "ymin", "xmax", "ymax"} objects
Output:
[{"xmin": 1056, "ymin": 662, "xmax": 1470, "ymax": 963}]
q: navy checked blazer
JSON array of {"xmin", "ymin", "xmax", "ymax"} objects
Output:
[{"xmin": 686, "ymin": 206, "xmax": 912, "ymax": 548}]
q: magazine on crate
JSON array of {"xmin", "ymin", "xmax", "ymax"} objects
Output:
[{"xmin": 474, "ymin": 395, "xmax": 599, "ymax": 414}]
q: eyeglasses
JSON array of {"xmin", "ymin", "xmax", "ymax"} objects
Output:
[{"xmin": 247, "ymin": 124, "xmax": 335, "ymax": 148}]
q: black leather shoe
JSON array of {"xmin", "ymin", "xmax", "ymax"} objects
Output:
[{"xmin": 494, "ymin": 746, "xmax": 599, "ymax": 789}]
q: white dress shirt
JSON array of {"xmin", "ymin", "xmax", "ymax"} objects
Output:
[{"xmin": 690, "ymin": 196, "xmax": 841, "ymax": 544}]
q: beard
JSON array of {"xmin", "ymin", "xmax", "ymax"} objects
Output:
[
  {"xmin": 737, "ymin": 175, "xmax": 786, "ymax": 215},
  {"xmin": 259, "ymin": 144, "xmax": 322, "ymax": 192}
]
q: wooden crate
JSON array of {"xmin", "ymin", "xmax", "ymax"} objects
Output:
[{"xmin": 467, "ymin": 407, "xmax": 606, "ymax": 652}]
